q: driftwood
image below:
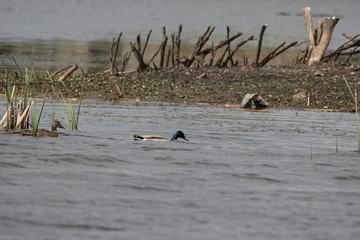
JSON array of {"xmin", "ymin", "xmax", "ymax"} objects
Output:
[
  {"xmin": 58, "ymin": 64, "xmax": 79, "ymax": 82},
  {"xmin": 52, "ymin": 66, "xmax": 71, "ymax": 78},
  {"xmin": 302, "ymin": 7, "xmax": 340, "ymax": 65}
]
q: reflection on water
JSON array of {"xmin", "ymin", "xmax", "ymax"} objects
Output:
[
  {"xmin": 0, "ymin": 39, "xmax": 307, "ymax": 73},
  {"xmin": 0, "ymin": 0, "xmax": 359, "ymax": 73},
  {"xmin": 0, "ymin": 39, "xmax": 118, "ymax": 73}
]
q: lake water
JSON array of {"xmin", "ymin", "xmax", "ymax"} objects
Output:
[
  {"xmin": 1, "ymin": 99, "xmax": 360, "ymax": 240},
  {"xmin": 1, "ymin": 0, "xmax": 359, "ymax": 72}
]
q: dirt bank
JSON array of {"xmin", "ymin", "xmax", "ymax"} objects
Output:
[{"xmin": 2, "ymin": 64, "xmax": 360, "ymax": 112}]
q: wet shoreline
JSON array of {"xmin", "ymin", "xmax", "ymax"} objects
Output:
[{"xmin": 2, "ymin": 64, "xmax": 358, "ymax": 112}]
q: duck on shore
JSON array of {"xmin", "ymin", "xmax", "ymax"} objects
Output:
[
  {"xmin": 22, "ymin": 120, "xmax": 65, "ymax": 137},
  {"xmin": 134, "ymin": 130, "xmax": 189, "ymax": 142}
]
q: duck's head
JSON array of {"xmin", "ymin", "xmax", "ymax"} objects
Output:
[
  {"xmin": 52, "ymin": 120, "xmax": 65, "ymax": 131},
  {"xmin": 171, "ymin": 131, "xmax": 189, "ymax": 141}
]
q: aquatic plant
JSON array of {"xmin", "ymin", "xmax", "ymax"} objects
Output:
[
  {"xmin": 0, "ymin": 59, "xmax": 34, "ymax": 130},
  {"xmin": 50, "ymin": 79, "xmax": 82, "ymax": 131},
  {"xmin": 343, "ymin": 76, "xmax": 360, "ymax": 152},
  {"xmin": 62, "ymin": 98, "xmax": 82, "ymax": 131},
  {"xmin": 31, "ymin": 98, "xmax": 46, "ymax": 136}
]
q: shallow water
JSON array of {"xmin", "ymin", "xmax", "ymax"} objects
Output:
[
  {"xmin": 1, "ymin": 0, "xmax": 359, "ymax": 72},
  {"xmin": 1, "ymin": 99, "xmax": 360, "ymax": 240}
]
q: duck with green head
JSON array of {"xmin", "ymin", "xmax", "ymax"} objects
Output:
[{"xmin": 134, "ymin": 130, "xmax": 189, "ymax": 142}]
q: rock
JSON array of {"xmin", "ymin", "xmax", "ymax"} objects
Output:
[{"xmin": 240, "ymin": 93, "xmax": 269, "ymax": 109}]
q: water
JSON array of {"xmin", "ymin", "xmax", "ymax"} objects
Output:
[
  {"xmin": 1, "ymin": 99, "xmax": 360, "ymax": 240},
  {"xmin": 1, "ymin": 0, "xmax": 359, "ymax": 72}
]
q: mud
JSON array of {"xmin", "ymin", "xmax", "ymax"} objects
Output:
[{"xmin": 2, "ymin": 64, "xmax": 359, "ymax": 112}]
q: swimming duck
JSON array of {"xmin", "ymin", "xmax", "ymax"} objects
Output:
[
  {"xmin": 134, "ymin": 130, "xmax": 189, "ymax": 142},
  {"xmin": 22, "ymin": 120, "xmax": 65, "ymax": 137}
]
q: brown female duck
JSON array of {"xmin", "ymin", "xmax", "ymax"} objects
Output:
[{"xmin": 23, "ymin": 120, "xmax": 65, "ymax": 137}]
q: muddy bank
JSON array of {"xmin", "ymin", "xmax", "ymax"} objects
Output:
[{"xmin": 1, "ymin": 64, "xmax": 360, "ymax": 112}]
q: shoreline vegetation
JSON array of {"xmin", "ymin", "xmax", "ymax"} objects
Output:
[
  {"xmin": 1, "ymin": 8, "xmax": 360, "ymax": 113},
  {"xmin": 1, "ymin": 64, "xmax": 359, "ymax": 112}
]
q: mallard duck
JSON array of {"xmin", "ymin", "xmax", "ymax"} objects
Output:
[
  {"xmin": 134, "ymin": 130, "xmax": 189, "ymax": 142},
  {"xmin": 23, "ymin": 120, "xmax": 65, "ymax": 137}
]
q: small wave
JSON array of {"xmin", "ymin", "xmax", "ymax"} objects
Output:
[
  {"xmin": 0, "ymin": 161, "xmax": 26, "ymax": 168},
  {"xmin": 261, "ymin": 164, "xmax": 279, "ymax": 168},
  {"xmin": 173, "ymin": 161, "xmax": 192, "ymax": 166},
  {"xmin": 231, "ymin": 173, "xmax": 286, "ymax": 183},
  {"xmin": 119, "ymin": 184, "xmax": 181, "ymax": 193},
  {"xmin": 141, "ymin": 146, "xmax": 193, "ymax": 152},
  {"xmin": 0, "ymin": 216, "xmax": 123, "ymax": 231},
  {"xmin": 194, "ymin": 160, "xmax": 231, "ymax": 167},
  {"xmin": 334, "ymin": 175, "xmax": 360, "ymax": 181},
  {"xmin": 313, "ymin": 162, "xmax": 334, "ymax": 167},
  {"xmin": 37, "ymin": 153, "xmax": 130, "ymax": 165},
  {"xmin": 153, "ymin": 156, "xmax": 175, "ymax": 161}
]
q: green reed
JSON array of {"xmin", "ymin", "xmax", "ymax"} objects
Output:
[
  {"xmin": 343, "ymin": 76, "xmax": 360, "ymax": 152},
  {"xmin": 50, "ymin": 80, "xmax": 82, "ymax": 131},
  {"xmin": 62, "ymin": 98, "xmax": 82, "ymax": 131},
  {"xmin": 30, "ymin": 98, "xmax": 46, "ymax": 137}
]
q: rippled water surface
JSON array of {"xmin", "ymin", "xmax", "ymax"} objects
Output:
[{"xmin": 1, "ymin": 100, "xmax": 360, "ymax": 240}]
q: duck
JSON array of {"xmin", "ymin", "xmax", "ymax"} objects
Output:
[
  {"xmin": 22, "ymin": 120, "xmax": 65, "ymax": 137},
  {"xmin": 133, "ymin": 130, "xmax": 189, "ymax": 142}
]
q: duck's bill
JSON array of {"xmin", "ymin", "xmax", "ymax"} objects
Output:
[{"xmin": 183, "ymin": 137, "xmax": 189, "ymax": 141}]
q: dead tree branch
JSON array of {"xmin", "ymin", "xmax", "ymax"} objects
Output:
[
  {"xmin": 258, "ymin": 41, "xmax": 298, "ymax": 67},
  {"xmin": 159, "ymin": 26, "xmax": 168, "ymax": 68},
  {"xmin": 323, "ymin": 32, "xmax": 360, "ymax": 62},
  {"xmin": 109, "ymin": 32, "xmax": 122, "ymax": 74},
  {"xmin": 254, "ymin": 24, "xmax": 268, "ymax": 66},
  {"xmin": 182, "ymin": 26, "xmax": 215, "ymax": 67},
  {"xmin": 121, "ymin": 51, "xmax": 132, "ymax": 72},
  {"xmin": 302, "ymin": 7, "xmax": 340, "ymax": 65},
  {"xmin": 130, "ymin": 31, "xmax": 152, "ymax": 72},
  {"xmin": 175, "ymin": 24, "xmax": 182, "ymax": 67},
  {"xmin": 221, "ymin": 36, "xmax": 255, "ymax": 67}
]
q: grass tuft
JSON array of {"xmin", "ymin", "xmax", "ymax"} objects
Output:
[{"xmin": 343, "ymin": 76, "xmax": 360, "ymax": 152}]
